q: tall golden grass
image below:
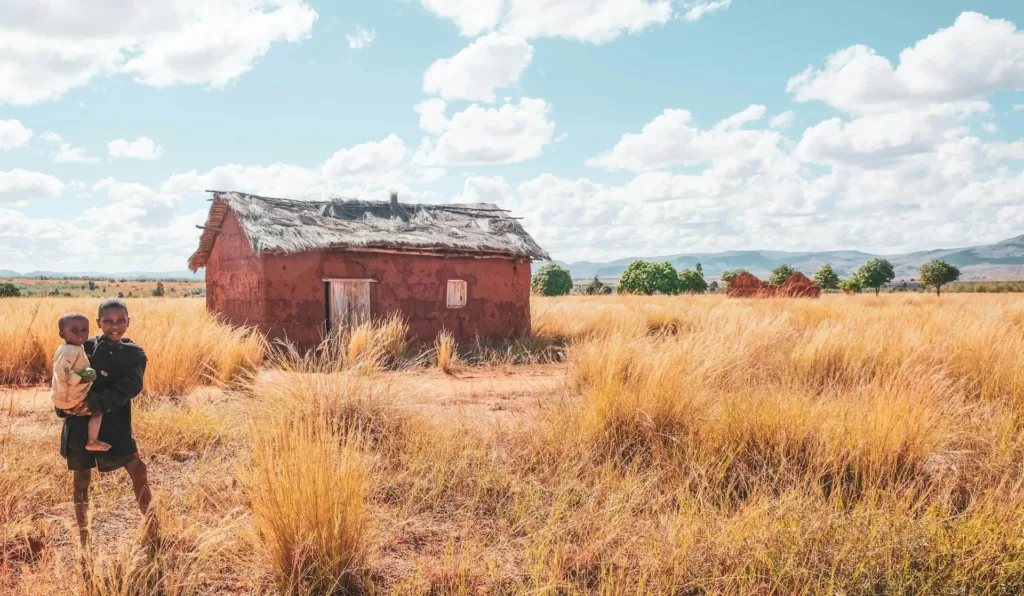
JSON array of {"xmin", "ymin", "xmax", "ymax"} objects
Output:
[
  {"xmin": 435, "ymin": 329, "xmax": 457, "ymax": 373},
  {"xmin": 5, "ymin": 293, "xmax": 1024, "ymax": 593},
  {"xmin": 239, "ymin": 415, "xmax": 368, "ymax": 594},
  {"xmin": 517, "ymin": 294, "xmax": 1024, "ymax": 592},
  {"xmin": 0, "ymin": 298, "xmax": 264, "ymax": 393}
]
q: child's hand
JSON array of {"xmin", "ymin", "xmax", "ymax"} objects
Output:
[{"xmin": 77, "ymin": 368, "xmax": 97, "ymax": 382}]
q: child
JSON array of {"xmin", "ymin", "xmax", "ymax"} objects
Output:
[
  {"xmin": 57, "ymin": 298, "xmax": 153, "ymax": 548},
  {"xmin": 51, "ymin": 312, "xmax": 110, "ymax": 452}
]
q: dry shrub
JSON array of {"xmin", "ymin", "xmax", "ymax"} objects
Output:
[
  {"xmin": 463, "ymin": 336, "xmax": 566, "ymax": 366},
  {"xmin": 239, "ymin": 415, "xmax": 369, "ymax": 594},
  {"xmin": 134, "ymin": 403, "xmax": 229, "ymax": 460},
  {"xmin": 75, "ymin": 508, "xmax": 255, "ymax": 596},
  {"xmin": 1, "ymin": 419, "xmax": 67, "ymax": 570},
  {"xmin": 0, "ymin": 298, "xmax": 264, "ymax": 392},
  {"xmin": 343, "ymin": 314, "xmax": 408, "ymax": 371},
  {"xmin": 435, "ymin": 329, "xmax": 457, "ymax": 373},
  {"xmin": 253, "ymin": 364, "xmax": 407, "ymax": 452}
]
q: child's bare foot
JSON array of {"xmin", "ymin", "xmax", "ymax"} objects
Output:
[{"xmin": 85, "ymin": 440, "xmax": 112, "ymax": 452}]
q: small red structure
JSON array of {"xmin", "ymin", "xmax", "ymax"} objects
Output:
[
  {"xmin": 726, "ymin": 271, "xmax": 769, "ymax": 298},
  {"xmin": 188, "ymin": 191, "xmax": 549, "ymax": 346},
  {"xmin": 726, "ymin": 271, "xmax": 820, "ymax": 299},
  {"xmin": 776, "ymin": 271, "xmax": 822, "ymax": 298}
]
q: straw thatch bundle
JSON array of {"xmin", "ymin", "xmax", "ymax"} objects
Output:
[{"xmin": 190, "ymin": 191, "xmax": 549, "ymax": 271}]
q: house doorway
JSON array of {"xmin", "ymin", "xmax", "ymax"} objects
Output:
[{"xmin": 325, "ymin": 279, "xmax": 373, "ymax": 333}]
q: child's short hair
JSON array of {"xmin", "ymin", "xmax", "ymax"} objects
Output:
[
  {"xmin": 58, "ymin": 312, "xmax": 89, "ymax": 332},
  {"xmin": 98, "ymin": 298, "xmax": 129, "ymax": 318}
]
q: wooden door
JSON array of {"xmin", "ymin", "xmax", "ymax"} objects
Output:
[{"xmin": 327, "ymin": 280, "xmax": 372, "ymax": 332}]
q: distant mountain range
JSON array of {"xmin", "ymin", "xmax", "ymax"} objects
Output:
[
  {"xmin": 0, "ymin": 270, "xmax": 204, "ymax": 281},
  {"xmin": 4, "ymin": 234, "xmax": 1023, "ymax": 282},
  {"xmin": 556, "ymin": 234, "xmax": 1024, "ymax": 282}
]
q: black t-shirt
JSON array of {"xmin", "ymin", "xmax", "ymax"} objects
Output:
[{"xmin": 58, "ymin": 336, "xmax": 147, "ymax": 457}]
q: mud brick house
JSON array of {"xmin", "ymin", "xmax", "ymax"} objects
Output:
[{"xmin": 188, "ymin": 191, "xmax": 550, "ymax": 345}]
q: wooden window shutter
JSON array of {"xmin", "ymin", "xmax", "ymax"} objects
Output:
[{"xmin": 447, "ymin": 280, "xmax": 467, "ymax": 308}]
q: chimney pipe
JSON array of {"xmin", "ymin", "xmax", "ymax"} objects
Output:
[{"xmin": 390, "ymin": 191, "xmax": 398, "ymax": 209}]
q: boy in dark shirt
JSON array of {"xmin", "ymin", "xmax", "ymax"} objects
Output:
[{"xmin": 57, "ymin": 298, "xmax": 155, "ymax": 546}]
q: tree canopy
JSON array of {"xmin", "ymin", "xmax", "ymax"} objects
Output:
[
  {"xmin": 854, "ymin": 258, "xmax": 896, "ymax": 295},
  {"xmin": 618, "ymin": 261, "xmax": 680, "ymax": 295},
  {"xmin": 767, "ymin": 264, "xmax": 797, "ymax": 286},
  {"xmin": 919, "ymin": 260, "xmax": 961, "ymax": 296},
  {"xmin": 0, "ymin": 283, "xmax": 21, "ymax": 298},
  {"xmin": 677, "ymin": 268, "xmax": 708, "ymax": 294},
  {"xmin": 812, "ymin": 264, "xmax": 840, "ymax": 290},
  {"xmin": 838, "ymin": 278, "xmax": 862, "ymax": 294},
  {"xmin": 581, "ymin": 275, "xmax": 612, "ymax": 295},
  {"xmin": 720, "ymin": 269, "xmax": 747, "ymax": 286},
  {"xmin": 531, "ymin": 264, "xmax": 574, "ymax": 296}
]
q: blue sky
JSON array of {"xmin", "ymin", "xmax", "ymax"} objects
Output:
[{"xmin": 3, "ymin": 0, "xmax": 1024, "ymax": 272}]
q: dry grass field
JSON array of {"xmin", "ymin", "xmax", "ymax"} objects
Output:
[
  {"xmin": 3, "ymin": 294, "xmax": 1024, "ymax": 594},
  {"xmin": 2, "ymin": 278, "xmax": 206, "ymax": 299}
]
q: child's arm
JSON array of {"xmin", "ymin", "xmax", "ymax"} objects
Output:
[{"xmin": 85, "ymin": 350, "xmax": 147, "ymax": 414}]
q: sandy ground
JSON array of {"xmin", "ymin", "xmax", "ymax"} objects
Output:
[{"xmin": 390, "ymin": 363, "xmax": 568, "ymax": 425}]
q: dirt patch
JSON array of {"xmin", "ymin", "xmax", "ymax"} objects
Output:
[{"xmin": 389, "ymin": 363, "xmax": 568, "ymax": 426}]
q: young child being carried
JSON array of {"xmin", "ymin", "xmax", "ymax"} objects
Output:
[{"xmin": 51, "ymin": 312, "xmax": 110, "ymax": 452}]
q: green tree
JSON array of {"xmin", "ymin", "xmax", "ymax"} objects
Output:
[
  {"xmin": 854, "ymin": 258, "xmax": 896, "ymax": 295},
  {"xmin": 767, "ymin": 264, "xmax": 797, "ymax": 286},
  {"xmin": 617, "ymin": 261, "xmax": 680, "ymax": 295},
  {"xmin": 0, "ymin": 283, "xmax": 21, "ymax": 297},
  {"xmin": 720, "ymin": 269, "xmax": 747, "ymax": 286},
  {"xmin": 152, "ymin": 282, "xmax": 166, "ymax": 297},
  {"xmin": 838, "ymin": 278, "xmax": 862, "ymax": 294},
  {"xmin": 581, "ymin": 275, "xmax": 611, "ymax": 295},
  {"xmin": 812, "ymin": 264, "xmax": 840, "ymax": 290},
  {"xmin": 677, "ymin": 268, "xmax": 708, "ymax": 294},
  {"xmin": 531, "ymin": 264, "xmax": 573, "ymax": 296},
  {"xmin": 919, "ymin": 260, "xmax": 961, "ymax": 296},
  {"xmin": 695, "ymin": 263, "xmax": 703, "ymax": 276}
]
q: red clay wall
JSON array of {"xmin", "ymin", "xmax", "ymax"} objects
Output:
[
  {"xmin": 259, "ymin": 250, "xmax": 533, "ymax": 346},
  {"xmin": 204, "ymin": 211, "xmax": 269, "ymax": 329}
]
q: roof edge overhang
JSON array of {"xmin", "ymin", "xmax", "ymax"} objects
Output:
[{"xmin": 188, "ymin": 192, "xmax": 552, "ymax": 271}]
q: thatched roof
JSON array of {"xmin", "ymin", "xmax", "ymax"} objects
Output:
[{"xmin": 189, "ymin": 191, "xmax": 550, "ymax": 271}]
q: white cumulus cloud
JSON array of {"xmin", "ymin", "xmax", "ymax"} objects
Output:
[
  {"xmin": 414, "ymin": 97, "xmax": 556, "ymax": 165},
  {"xmin": 795, "ymin": 108, "xmax": 971, "ymax": 167},
  {"xmin": 108, "ymin": 136, "xmax": 164, "ymax": 160},
  {"xmin": 418, "ymin": 0, "xmax": 672, "ymax": 44},
  {"xmin": 322, "ymin": 135, "xmax": 408, "ymax": 179},
  {"xmin": 0, "ymin": 169, "xmax": 64, "ymax": 203},
  {"xmin": 347, "ymin": 27, "xmax": 375, "ymax": 49},
  {"xmin": 787, "ymin": 12, "xmax": 1024, "ymax": 114},
  {"xmin": 424, "ymin": 33, "xmax": 533, "ymax": 102},
  {"xmin": 0, "ymin": 0, "xmax": 318, "ymax": 105},
  {"xmin": 40, "ymin": 132, "xmax": 99, "ymax": 164},
  {"xmin": 418, "ymin": 0, "xmax": 505, "ymax": 37},
  {"xmin": 0, "ymin": 119, "xmax": 33, "ymax": 150},
  {"xmin": 683, "ymin": 0, "xmax": 732, "ymax": 22},
  {"xmin": 586, "ymin": 104, "xmax": 782, "ymax": 172},
  {"xmin": 769, "ymin": 111, "xmax": 795, "ymax": 130}
]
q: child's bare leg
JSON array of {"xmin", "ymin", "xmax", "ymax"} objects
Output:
[
  {"xmin": 85, "ymin": 412, "xmax": 111, "ymax": 452},
  {"xmin": 73, "ymin": 469, "xmax": 91, "ymax": 547},
  {"xmin": 124, "ymin": 457, "xmax": 158, "ymax": 544}
]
